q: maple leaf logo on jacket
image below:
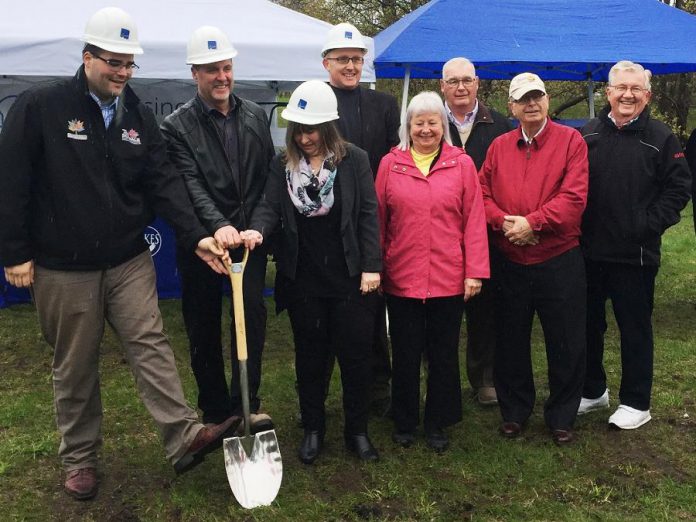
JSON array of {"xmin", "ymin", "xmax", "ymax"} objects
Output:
[{"xmin": 121, "ymin": 128, "xmax": 141, "ymax": 145}]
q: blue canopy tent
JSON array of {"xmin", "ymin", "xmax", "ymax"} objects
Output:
[{"xmin": 374, "ymin": 0, "xmax": 696, "ymax": 116}]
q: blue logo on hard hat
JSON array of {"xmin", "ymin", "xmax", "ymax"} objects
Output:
[
  {"xmin": 208, "ymin": 40, "xmax": 217, "ymax": 50},
  {"xmin": 120, "ymin": 28, "xmax": 130, "ymax": 40},
  {"xmin": 345, "ymin": 31, "xmax": 353, "ymax": 39},
  {"xmin": 298, "ymin": 99, "xmax": 307, "ymax": 110}
]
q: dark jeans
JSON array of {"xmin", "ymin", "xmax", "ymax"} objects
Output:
[
  {"xmin": 287, "ymin": 293, "xmax": 377, "ymax": 435},
  {"xmin": 584, "ymin": 260, "xmax": 658, "ymax": 410},
  {"xmin": 386, "ymin": 294, "xmax": 464, "ymax": 433},
  {"xmin": 493, "ymin": 247, "xmax": 586, "ymax": 430},
  {"xmin": 177, "ymin": 246, "xmax": 267, "ymax": 423},
  {"xmin": 464, "ymin": 279, "xmax": 496, "ymax": 390}
]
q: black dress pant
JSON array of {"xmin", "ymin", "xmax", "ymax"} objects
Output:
[
  {"xmin": 386, "ymin": 294, "xmax": 464, "ymax": 433},
  {"xmin": 176, "ymin": 246, "xmax": 267, "ymax": 423},
  {"xmin": 584, "ymin": 260, "xmax": 658, "ymax": 410},
  {"xmin": 493, "ymin": 247, "xmax": 586, "ymax": 430},
  {"xmin": 464, "ymin": 278, "xmax": 496, "ymax": 390},
  {"xmin": 287, "ymin": 293, "xmax": 376, "ymax": 435}
]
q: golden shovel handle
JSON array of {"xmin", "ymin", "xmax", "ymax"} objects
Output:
[{"xmin": 227, "ymin": 247, "xmax": 250, "ymax": 362}]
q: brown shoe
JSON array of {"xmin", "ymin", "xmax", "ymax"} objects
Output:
[
  {"xmin": 499, "ymin": 421, "xmax": 522, "ymax": 438},
  {"xmin": 477, "ymin": 386, "xmax": 498, "ymax": 406},
  {"xmin": 552, "ymin": 429, "xmax": 574, "ymax": 445},
  {"xmin": 174, "ymin": 416, "xmax": 241, "ymax": 475},
  {"xmin": 64, "ymin": 467, "xmax": 97, "ymax": 500}
]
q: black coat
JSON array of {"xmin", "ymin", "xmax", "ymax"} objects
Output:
[
  {"xmin": 331, "ymin": 85, "xmax": 400, "ymax": 177},
  {"xmin": 685, "ymin": 128, "xmax": 696, "ymax": 233},
  {"xmin": 0, "ymin": 66, "xmax": 207, "ymax": 270},
  {"xmin": 160, "ymin": 95, "xmax": 275, "ymax": 232},
  {"xmin": 581, "ymin": 106, "xmax": 691, "ymax": 265},
  {"xmin": 449, "ymin": 101, "xmax": 513, "ymax": 170},
  {"xmin": 249, "ymin": 144, "xmax": 382, "ymax": 281}
]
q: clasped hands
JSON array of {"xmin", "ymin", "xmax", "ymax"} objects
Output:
[{"xmin": 502, "ymin": 215, "xmax": 539, "ymax": 247}]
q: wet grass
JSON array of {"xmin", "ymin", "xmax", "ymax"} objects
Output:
[{"xmin": 1, "ymin": 205, "xmax": 695, "ymax": 521}]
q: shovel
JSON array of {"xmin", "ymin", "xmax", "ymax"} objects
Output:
[{"xmin": 223, "ymin": 247, "xmax": 282, "ymax": 509}]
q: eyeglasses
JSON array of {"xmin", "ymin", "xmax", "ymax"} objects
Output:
[
  {"xmin": 444, "ymin": 77, "xmax": 476, "ymax": 87},
  {"xmin": 609, "ymin": 84, "xmax": 647, "ymax": 95},
  {"xmin": 92, "ymin": 54, "xmax": 139, "ymax": 71},
  {"xmin": 512, "ymin": 92, "xmax": 546, "ymax": 104},
  {"xmin": 325, "ymin": 56, "xmax": 365, "ymax": 65}
]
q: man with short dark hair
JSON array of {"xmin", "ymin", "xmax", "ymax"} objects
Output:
[
  {"xmin": 161, "ymin": 26, "xmax": 275, "ymax": 433},
  {"xmin": 0, "ymin": 8, "xmax": 238, "ymax": 500},
  {"xmin": 479, "ymin": 73, "xmax": 589, "ymax": 445},
  {"xmin": 440, "ymin": 57, "xmax": 512, "ymax": 406},
  {"xmin": 321, "ymin": 22, "xmax": 400, "ymax": 414},
  {"xmin": 578, "ymin": 60, "xmax": 691, "ymax": 429}
]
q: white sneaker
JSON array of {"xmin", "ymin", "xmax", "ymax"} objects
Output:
[
  {"xmin": 608, "ymin": 405, "xmax": 651, "ymax": 430},
  {"xmin": 578, "ymin": 388, "xmax": 609, "ymax": 415}
]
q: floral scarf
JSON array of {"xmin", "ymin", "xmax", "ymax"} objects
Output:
[{"xmin": 286, "ymin": 154, "xmax": 337, "ymax": 217}]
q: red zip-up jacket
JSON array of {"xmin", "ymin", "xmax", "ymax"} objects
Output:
[
  {"xmin": 479, "ymin": 119, "xmax": 588, "ymax": 265},
  {"xmin": 375, "ymin": 142, "xmax": 489, "ymax": 299}
]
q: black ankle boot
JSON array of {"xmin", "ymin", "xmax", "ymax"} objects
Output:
[
  {"xmin": 298, "ymin": 430, "xmax": 323, "ymax": 464},
  {"xmin": 344, "ymin": 433, "xmax": 379, "ymax": 461}
]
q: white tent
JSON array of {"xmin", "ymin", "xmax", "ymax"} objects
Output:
[{"xmin": 0, "ymin": 0, "xmax": 376, "ymax": 140}]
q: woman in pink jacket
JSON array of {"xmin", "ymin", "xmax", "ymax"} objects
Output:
[{"xmin": 375, "ymin": 91, "xmax": 489, "ymax": 452}]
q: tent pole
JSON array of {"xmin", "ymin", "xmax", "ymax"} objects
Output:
[
  {"xmin": 400, "ymin": 65, "xmax": 411, "ymax": 124},
  {"xmin": 588, "ymin": 77, "xmax": 595, "ymax": 119}
]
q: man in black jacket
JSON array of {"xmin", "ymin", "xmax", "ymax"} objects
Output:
[
  {"xmin": 320, "ymin": 22, "xmax": 400, "ymax": 415},
  {"xmin": 440, "ymin": 57, "xmax": 513, "ymax": 406},
  {"xmin": 0, "ymin": 8, "xmax": 238, "ymax": 500},
  {"xmin": 578, "ymin": 60, "xmax": 691, "ymax": 429},
  {"xmin": 161, "ymin": 26, "xmax": 275, "ymax": 432}
]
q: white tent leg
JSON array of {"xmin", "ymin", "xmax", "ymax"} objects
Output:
[
  {"xmin": 588, "ymin": 77, "xmax": 595, "ymax": 119},
  {"xmin": 400, "ymin": 65, "xmax": 411, "ymax": 125}
]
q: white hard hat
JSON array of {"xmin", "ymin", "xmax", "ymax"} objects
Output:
[
  {"xmin": 186, "ymin": 26, "xmax": 238, "ymax": 65},
  {"xmin": 281, "ymin": 81, "xmax": 339, "ymax": 125},
  {"xmin": 321, "ymin": 22, "xmax": 367, "ymax": 56},
  {"xmin": 82, "ymin": 7, "xmax": 143, "ymax": 55}
]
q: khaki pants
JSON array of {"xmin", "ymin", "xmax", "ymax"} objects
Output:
[{"xmin": 32, "ymin": 251, "xmax": 202, "ymax": 471}]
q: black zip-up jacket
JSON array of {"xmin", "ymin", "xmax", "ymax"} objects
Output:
[
  {"xmin": 249, "ymin": 144, "xmax": 382, "ymax": 282},
  {"xmin": 448, "ymin": 101, "xmax": 513, "ymax": 170},
  {"xmin": 160, "ymin": 95, "xmax": 274, "ymax": 233},
  {"xmin": 0, "ymin": 66, "xmax": 207, "ymax": 270},
  {"xmin": 580, "ymin": 106, "xmax": 691, "ymax": 266}
]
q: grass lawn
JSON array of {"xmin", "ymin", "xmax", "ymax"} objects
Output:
[{"xmin": 1, "ymin": 205, "xmax": 695, "ymax": 521}]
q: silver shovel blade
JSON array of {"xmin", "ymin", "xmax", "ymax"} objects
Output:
[{"xmin": 223, "ymin": 429, "xmax": 283, "ymax": 509}]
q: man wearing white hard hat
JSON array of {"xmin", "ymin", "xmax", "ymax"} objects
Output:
[
  {"xmin": 0, "ymin": 8, "xmax": 240, "ymax": 500},
  {"xmin": 161, "ymin": 26, "xmax": 275, "ymax": 435},
  {"xmin": 321, "ymin": 22, "xmax": 399, "ymax": 416},
  {"xmin": 242, "ymin": 80, "xmax": 382, "ymax": 463},
  {"xmin": 478, "ymin": 73, "xmax": 589, "ymax": 445}
]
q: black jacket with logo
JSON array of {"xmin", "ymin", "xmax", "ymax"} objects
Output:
[
  {"xmin": 0, "ymin": 66, "xmax": 207, "ymax": 270},
  {"xmin": 160, "ymin": 95, "xmax": 274, "ymax": 233},
  {"xmin": 449, "ymin": 101, "xmax": 513, "ymax": 170},
  {"xmin": 580, "ymin": 106, "xmax": 691, "ymax": 266}
]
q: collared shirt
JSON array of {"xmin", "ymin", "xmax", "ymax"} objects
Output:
[
  {"xmin": 89, "ymin": 92, "xmax": 118, "ymax": 129},
  {"xmin": 198, "ymin": 94, "xmax": 240, "ymax": 187},
  {"xmin": 520, "ymin": 117, "xmax": 548, "ymax": 144},
  {"xmin": 446, "ymin": 100, "xmax": 478, "ymax": 146},
  {"xmin": 607, "ymin": 111, "xmax": 640, "ymax": 129},
  {"xmin": 446, "ymin": 99, "xmax": 479, "ymax": 128}
]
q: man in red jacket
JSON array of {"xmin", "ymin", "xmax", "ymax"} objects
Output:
[{"xmin": 479, "ymin": 73, "xmax": 589, "ymax": 445}]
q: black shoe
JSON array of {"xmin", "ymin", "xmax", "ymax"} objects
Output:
[
  {"xmin": 392, "ymin": 430, "xmax": 416, "ymax": 448},
  {"xmin": 298, "ymin": 430, "xmax": 323, "ymax": 464},
  {"xmin": 345, "ymin": 433, "xmax": 379, "ymax": 461},
  {"xmin": 425, "ymin": 428, "xmax": 449, "ymax": 452}
]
